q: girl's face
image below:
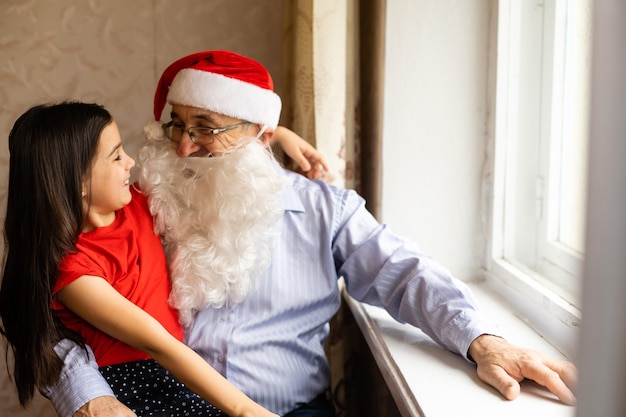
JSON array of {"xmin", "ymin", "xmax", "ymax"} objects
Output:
[{"xmin": 82, "ymin": 121, "xmax": 135, "ymax": 231}]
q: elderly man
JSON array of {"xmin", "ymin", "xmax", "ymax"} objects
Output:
[{"xmin": 45, "ymin": 50, "xmax": 577, "ymax": 417}]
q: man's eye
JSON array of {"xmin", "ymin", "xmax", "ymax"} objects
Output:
[
  {"xmin": 172, "ymin": 122, "xmax": 185, "ymax": 131},
  {"xmin": 194, "ymin": 127, "xmax": 214, "ymax": 135}
]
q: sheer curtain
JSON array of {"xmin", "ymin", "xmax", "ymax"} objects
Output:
[
  {"xmin": 357, "ymin": 0, "xmax": 386, "ymax": 220},
  {"xmin": 281, "ymin": 0, "xmax": 352, "ymax": 188},
  {"xmin": 280, "ymin": 1, "xmax": 387, "ymax": 415}
]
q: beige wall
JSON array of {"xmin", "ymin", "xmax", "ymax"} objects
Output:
[
  {"xmin": 382, "ymin": 0, "xmax": 492, "ymax": 280},
  {"xmin": 0, "ymin": 0, "xmax": 286, "ymax": 219},
  {"xmin": 0, "ymin": 1, "xmax": 283, "ymax": 415}
]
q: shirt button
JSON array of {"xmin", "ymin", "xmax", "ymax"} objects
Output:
[
  {"xmin": 221, "ymin": 313, "xmax": 228, "ymax": 321},
  {"xmin": 218, "ymin": 354, "xmax": 225, "ymax": 363}
]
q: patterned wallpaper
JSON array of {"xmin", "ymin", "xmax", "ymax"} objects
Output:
[{"xmin": 0, "ymin": 1, "xmax": 284, "ymax": 415}]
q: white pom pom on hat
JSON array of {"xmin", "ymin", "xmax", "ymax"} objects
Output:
[{"xmin": 153, "ymin": 50, "xmax": 282, "ymax": 129}]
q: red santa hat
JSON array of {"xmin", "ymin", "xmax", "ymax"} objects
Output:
[{"xmin": 153, "ymin": 50, "xmax": 282, "ymax": 128}]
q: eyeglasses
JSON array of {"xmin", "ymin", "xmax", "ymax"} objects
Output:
[{"xmin": 162, "ymin": 121, "xmax": 249, "ymax": 146}]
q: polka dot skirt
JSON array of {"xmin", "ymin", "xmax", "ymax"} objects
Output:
[{"xmin": 100, "ymin": 359, "xmax": 228, "ymax": 417}]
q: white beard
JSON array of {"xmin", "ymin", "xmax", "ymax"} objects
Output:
[{"xmin": 137, "ymin": 128, "xmax": 289, "ymax": 326}]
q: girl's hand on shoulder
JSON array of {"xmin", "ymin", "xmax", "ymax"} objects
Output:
[{"xmin": 273, "ymin": 126, "xmax": 329, "ymax": 180}]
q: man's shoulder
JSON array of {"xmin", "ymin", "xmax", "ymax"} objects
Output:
[
  {"xmin": 284, "ymin": 169, "xmax": 338, "ymax": 193},
  {"xmin": 282, "ymin": 169, "xmax": 362, "ymax": 205}
]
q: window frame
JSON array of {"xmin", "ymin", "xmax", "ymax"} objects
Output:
[{"xmin": 486, "ymin": 0, "xmax": 587, "ymax": 357}]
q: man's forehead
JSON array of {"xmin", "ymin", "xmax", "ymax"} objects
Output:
[{"xmin": 170, "ymin": 105, "xmax": 228, "ymax": 123}]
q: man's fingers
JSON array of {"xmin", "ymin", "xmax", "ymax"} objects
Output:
[
  {"xmin": 522, "ymin": 359, "xmax": 577, "ymax": 405},
  {"xmin": 549, "ymin": 358, "xmax": 578, "ymax": 391},
  {"xmin": 469, "ymin": 335, "xmax": 577, "ymax": 405},
  {"xmin": 477, "ymin": 364, "xmax": 521, "ymax": 401},
  {"xmin": 73, "ymin": 395, "xmax": 137, "ymax": 417}
]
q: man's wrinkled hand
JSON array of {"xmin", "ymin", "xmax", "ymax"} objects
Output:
[
  {"xmin": 72, "ymin": 395, "xmax": 136, "ymax": 417},
  {"xmin": 468, "ymin": 334, "xmax": 578, "ymax": 405}
]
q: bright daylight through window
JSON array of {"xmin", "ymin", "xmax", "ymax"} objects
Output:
[{"xmin": 489, "ymin": 0, "xmax": 590, "ymax": 326}]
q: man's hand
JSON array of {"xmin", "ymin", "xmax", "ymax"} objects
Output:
[
  {"xmin": 72, "ymin": 396, "xmax": 136, "ymax": 417},
  {"xmin": 468, "ymin": 334, "xmax": 577, "ymax": 405}
]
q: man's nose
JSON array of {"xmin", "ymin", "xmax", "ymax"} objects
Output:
[{"xmin": 175, "ymin": 134, "xmax": 201, "ymax": 157}]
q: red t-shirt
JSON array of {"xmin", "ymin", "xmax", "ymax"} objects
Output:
[{"xmin": 52, "ymin": 187, "xmax": 183, "ymax": 367}]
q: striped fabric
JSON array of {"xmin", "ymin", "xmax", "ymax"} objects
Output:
[{"xmin": 185, "ymin": 170, "xmax": 499, "ymax": 415}]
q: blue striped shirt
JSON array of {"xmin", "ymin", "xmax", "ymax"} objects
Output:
[{"xmin": 44, "ymin": 170, "xmax": 499, "ymax": 416}]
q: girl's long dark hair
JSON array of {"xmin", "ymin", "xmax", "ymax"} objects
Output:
[{"xmin": 0, "ymin": 101, "xmax": 113, "ymax": 406}]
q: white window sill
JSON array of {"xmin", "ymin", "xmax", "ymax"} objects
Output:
[{"xmin": 342, "ymin": 281, "xmax": 577, "ymax": 417}]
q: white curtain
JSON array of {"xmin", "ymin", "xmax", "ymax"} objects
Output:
[{"xmin": 281, "ymin": 0, "xmax": 357, "ymax": 189}]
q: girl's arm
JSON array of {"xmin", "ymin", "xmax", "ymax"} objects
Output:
[
  {"xmin": 57, "ymin": 275, "xmax": 278, "ymax": 417},
  {"xmin": 274, "ymin": 126, "xmax": 329, "ymax": 179}
]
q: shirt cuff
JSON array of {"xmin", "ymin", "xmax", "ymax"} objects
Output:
[
  {"xmin": 39, "ymin": 339, "xmax": 115, "ymax": 417},
  {"xmin": 449, "ymin": 310, "xmax": 502, "ymax": 363}
]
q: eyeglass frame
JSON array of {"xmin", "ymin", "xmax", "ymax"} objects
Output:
[{"xmin": 162, "ymin": 120, "xmax": 250, "ymax": 146}]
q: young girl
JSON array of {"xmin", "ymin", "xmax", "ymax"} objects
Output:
[{"xmin": 0, "ymin": 101, "xmax": 318, "ymax": 417}]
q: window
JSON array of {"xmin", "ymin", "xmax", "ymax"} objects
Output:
[{"xmin": 488, "ymin": 0, "xmax": 590, "ymax": 344}]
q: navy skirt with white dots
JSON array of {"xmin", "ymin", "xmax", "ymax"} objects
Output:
[{"xmin": 100, "ymin": 359, "xmax": 228, "ymax": 417}]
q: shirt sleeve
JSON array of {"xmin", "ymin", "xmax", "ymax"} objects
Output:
[
  {"xmin": 334, "ymin": 189, "xmax": 501, "ymax": 360},
  {"xmin": 39, "ymin": 339, "xmax": 115, "ymax": 417}
]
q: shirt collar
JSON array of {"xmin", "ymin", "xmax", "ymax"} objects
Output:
[{"xmin": 278, "ymin": 176, "xmax": 305, "ymax": 213}]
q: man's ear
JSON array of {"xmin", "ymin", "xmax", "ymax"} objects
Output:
[{"xmin": 257, "ymin": 125, "xmax": 274, "ymax": 147}]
